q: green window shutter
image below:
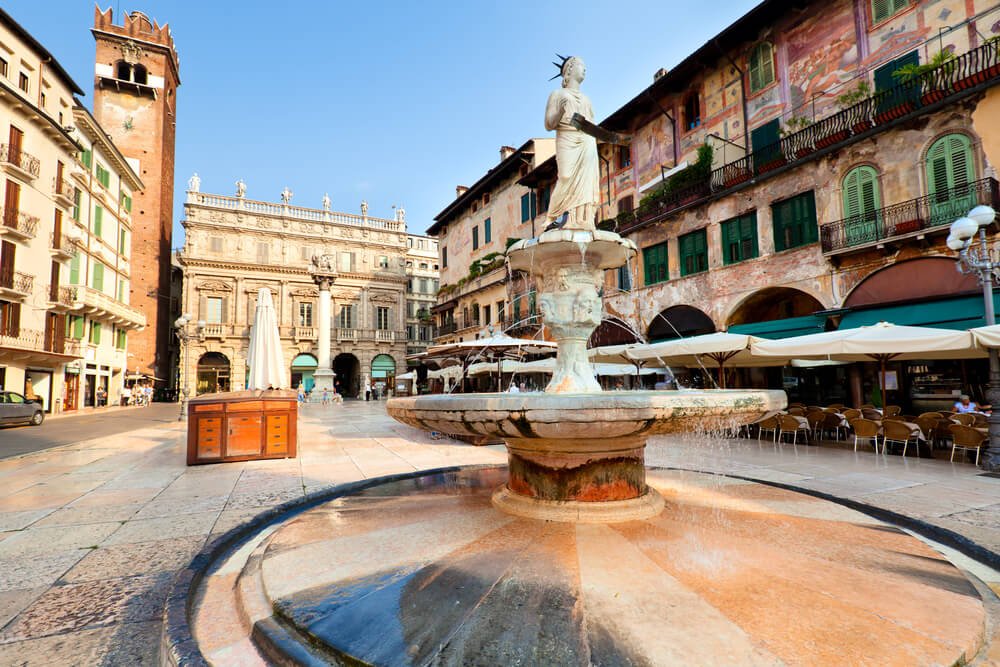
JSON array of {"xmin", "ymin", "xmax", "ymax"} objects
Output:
[
  {"xmin": 521, "ymin": 194, "xmax": 530, "ymax": 223},
  {"xmin": 122, "ymin": 194, "xmax": 132, "ymax": 212},
  {"xmin": 872, "ymin": 0, "xmax": 907, "ymax": 24},
  {"xmin": 94, "ymin": 206, "xmax": 103, "ymax": 237},
  {"xmin": 72, "ymin": 188, "xmax": 81, "ymax": 220},
  {"xmin": 749, "ymin": 43, "xmax": 774, "ymax": 93},
  {"xmin": 90, "ymin": 321, "xmax": 101, "ymax": 345},
  {"xmin": 81, "ymin": 149, "xmax": 92, "ymax": 168},
  {"xmin": 773, "ymin": 192, "xmax": 816, "ymax": 251},
  {"xmin": 92, "ymin": 262, "xmax": 104, "ymax": 291},
  {"xmin": 72, "ymin": 315, "xmax": 84, "ymax": 339},
  {"xmin": 484, "ymin": 218, "xmax": 491, "ymax": 243},
  {"xmin": 680, "ymin": 229, "xmax": 708, "ymax": 276},
  {"xmin": 842, "ymin": 167, "xmax": 880, "ymax": 220},
  {"xmin": 69, "ymin": 252, "xmax": 80, "ymax": 284},
  {"xmin": 119, "ymin": 229, "xmax": 127, "ymax": 255},
  {"xmin": 643, "ymin": 242, "xmax": 669, "ymax": 285},
  {"xmin": 743, "ymin": 213, "xmax": 759, "ymax": 260}
]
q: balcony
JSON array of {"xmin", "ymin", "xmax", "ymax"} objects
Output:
[
  {"xmin": 821, "ymin": 178, "xmax": 1000, "ymax": 255},
  {"xmin": 614, "ymin": 39, "xmax": 1000, "ymax": 234},
  {"xmin": 1, "ymin": 209, "xmax": 39, "ymax": 241},
  {"xmin": 375, "ymin": 329, "xmax": 396, "ymax": 342},
  {"xmin": 438, "ymin": 321, "xmax": 458, "ymax": 335},
  {"xmin": 66, "ymin": 286, "xmax": 147, "ymax": 329},
  {"xmin": 0, "ymin": 327, "xmax": 82, "ymax": 364},
  {"xmin": 0, "ymin": 271, "xmax": 33, "ymax": 299},
  {"xmin": 203, "ymin": 323, "xmax": 228, "ymax": 338},
  {"xmin": 47, "ymin": 285, "xmax": 75, "ymax": 311},
  {"xmin": 53, "ymin": 178, "xmax": 75, "ymax": 208},
  {"xmin": 293, "ymin": 326, "xmax": 316, "ymax": 341},
  {"xmin": 0, "ymin": 144, "xmax": 40, "ymax": 181},
  {"xmin": 336, "ymin": 328, "xmax": 359, "ymax": 342},
  {"xmin": 50, "ymin": 233, "xmax": 78, "ymax": 260}
]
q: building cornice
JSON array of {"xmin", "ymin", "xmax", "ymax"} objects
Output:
[{"xmin": 177, "ymin": 256, "xmax": 408, "ymax": 284}]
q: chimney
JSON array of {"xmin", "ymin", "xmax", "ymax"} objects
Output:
[
  {"xmin": 499, "ymin": 145, "xmax": 517, "ymax": 161},
  {"xmin": 456, "ymin": 185, "xmax": 469, "ymax": 198},
  {"xmin": 654, "ymin": 67, "xmax": 668, "ymax": 81}
]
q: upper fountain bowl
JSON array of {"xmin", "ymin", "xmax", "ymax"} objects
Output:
[{"xmin": 507, "ymin": 228, "xmax": 637, "ymax": 274}]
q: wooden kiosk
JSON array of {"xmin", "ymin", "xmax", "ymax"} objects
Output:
[{"xmin": 186, "ymin": 390, "xmax": 297, "ymax": 465}]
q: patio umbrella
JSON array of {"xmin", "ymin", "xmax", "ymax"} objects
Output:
[
  {"xmin": 971, "ymin": 324, "xmax": 1000, "ymax": 348},
  {"xmin": 424, "ymin": 332, "xmax": 557, "ymax": 389},
  {"xmin": 752, "ymin": 322, "xmax": 980, "ymax": 404},
  {"xmin": 247, "ymin": 287, "xmax": 287, "ymax": 390},
  {"xmin": 625, "ymin": 333, "xmax": 779, "ymax": 388}
]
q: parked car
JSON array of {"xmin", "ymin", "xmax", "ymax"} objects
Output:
[{"xmin": 0, "ymin": 391, "xmax": 44, "ymax": 426}]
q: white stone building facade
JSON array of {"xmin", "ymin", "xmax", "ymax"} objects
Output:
[
  {"xmin": 177, "ymin": 189, "xmax": 409, "ymax": 398},
  {"xmin": 404, "ymin": 233, "xmax": 438, "ymax": 357}
]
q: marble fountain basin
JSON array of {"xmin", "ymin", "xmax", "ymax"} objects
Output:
[{"xmin": 386, "ymin": 389, "xmax": 786, "ymax": 522}]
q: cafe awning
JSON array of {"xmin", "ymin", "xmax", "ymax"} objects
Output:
[
  {"xmin": 839, "ymin": 294, "xmax": 1000, "ymax": 331},
  {"xmin": 728, "ymin": 314, "xmax": 827, "ymax": 339}
]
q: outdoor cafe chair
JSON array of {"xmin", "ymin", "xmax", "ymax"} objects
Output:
[
  {"xmin": 842, "ymin": 408, "xmax": 861, "ymax": 421},
  {"xmin": 806, "ymin": 410, "xmax": 826, "ymax": 437},
  {"xmin": 849, "ymin": 418, "xmax": 881, "ymax": 453},
  {"xmin": 915, "ymin": 416, "xmax": 940, "ymax": 448},
  {"xmin": 827, "ymin": 403, "xmax": 845, "ymax": 411},
  {"xmin": 973, "ymin": 413, "xmax": 988, "ymax": 426},
  {"xmin": 918, "ymin": 412, "xmax": 945, "ymax": 420},
  {"xmin": 883, "ymin": 405, "xmax": 902, "ymax": 417},
  {"xmin": 949, "ymin": 424, "xmax": 987, "ymax": 465},
  {"xmin": 861, "ymin": 408, "xmax": 883, "ymax": 420},
  {"xmin": 882, "ymin": 415, "xmax": 907, "ymax": 422},
  {"xmin": 882, "ymin": 419, "xmax": 920, "ymax": 458},
  {"xmin": 821, "ymin": 412, "xmax": 847, "ymax": 441},
  {"xmin": 860, "ymin": 404, "xmax": 875, "ymax": 410},
  {"xmin": 778, "ymin": 415, "xmax": 810, "ymax": 445},
  {"xmin": 757, "ymin": 415, "xmax": 779, "ymax": 442},
  {"xmin": 788, "ymin": 406, "xmax": 805, "ymax": 416},
  {"xmin": 953, "ymin": 413, "xmax": 977, "ymax": 426}
]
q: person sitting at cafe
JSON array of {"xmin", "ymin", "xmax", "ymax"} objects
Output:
[{"xmin": 953, "ymin": 395, "xmax": 981, "ymax": 413}]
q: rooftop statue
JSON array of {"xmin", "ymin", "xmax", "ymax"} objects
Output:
[
  {"xmin": 235, "ymin": 178, "xmax": 246, "ymax": 198},
  {"xmin": 188, "ymin": 172, "xmax": 200, "ymax": 192}
]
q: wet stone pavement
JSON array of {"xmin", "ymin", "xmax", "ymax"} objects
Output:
[{"xmin": 0, "ymin": 400, "xmax": 995, "ymax": 665}]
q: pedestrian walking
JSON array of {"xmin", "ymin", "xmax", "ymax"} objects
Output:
[
  {"xmin": 96, "ymin": 386, "xmax": 107, "ymax": 408},
  {"xmin": 321, "ymin": 388, "xmax": 329, "ymax": 405},
  {"xmin": 121, "ymin": 385, "xmax": 132, "ymax": 406}
]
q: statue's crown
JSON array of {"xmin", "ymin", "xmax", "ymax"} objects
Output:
[{"xmin": 550, "ymin": 54, "xmax": 571, "ymax": 81}]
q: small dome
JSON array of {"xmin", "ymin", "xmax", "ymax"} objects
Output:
[{"xmin": 129, "ymin": 11, "xmax": 153, "ymax": 31}]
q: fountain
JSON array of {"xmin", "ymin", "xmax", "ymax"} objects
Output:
[
  {"xmin": 387, "ymin": 54, "xmax": 784, "ymax": 522},
  {"xmin": 176, "ymin": 57, "xmax": 993, "ymax": 667}
]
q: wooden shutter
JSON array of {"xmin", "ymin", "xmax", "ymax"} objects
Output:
[
  {"xmin": 927, "ymin": 134, "xmax": 973, "ymax": 199},
  {"xmin": 54, "ymin": 209, "xmax": 62, "ymax": 241},
  {"xmin": 4, "ymin": 180, "xmax": 19, "ymax": 227},
  {"xmin": 8, "ymin": 127, "xmax": 22, "ymax": 161},
  {"xmin": 92, "ymin": 262, "xmax": 104, "ymax": 291},
  {"xmin": 73, "ymin": 315, "xmax": 84, "ymax": 339},
  {"xmin": 749, "ymin": 43, "xmax": 774, "ymax": 93},
  {"xmin": 521, "ymin": 194, "xmax": 530, "ymax": 222},
  {"xmin": 9, "ymin": 302, "xmax": 20, "ymax": 336},
  {"xmin": 50, "ymin": 261, "xmax": 60, "ymax": 299},
  {"xmin": 94, "ymin": 206, "xmax": 103, "ymax": 237},
  {"xmin": 69, "ymin": 252, "xmax": 79, "ymax": 284},
  {"xmin": 0, "ymin": 240, "xmax": 14, "ymax": 288},
  {"xmin": 56, "ymin": 161, "xmax": 64, "ymax": 190}
]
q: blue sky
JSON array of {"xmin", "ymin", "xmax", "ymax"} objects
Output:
[{"xmin": 8, "ymin": 1, "xmax": 758, "ymax": 241}]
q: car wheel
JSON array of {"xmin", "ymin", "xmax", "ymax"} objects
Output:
[{"xmin": 30, "ymin": 411, "xmax": 44, "ymax": 426}]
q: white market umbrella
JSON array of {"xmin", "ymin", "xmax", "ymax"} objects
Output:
[
  {"xmin": 971, "ymin": 325, "xmax": 1000, "ymax": 349},
  {"xmin": 396, "ymin": 371, "xmax": 415, "ymax": 381},
  {"xmin": 752, "ymin": 321, "xmax": 980, "ymax": 404},
  {"xmin": 246, "ymin": 287, "xmax": 287, "ymax": 390},
  {"xmin": 622, "ymin": 333, "xmax": 784, "ymax": 388},
  {"xmin": 425, "ymin": 332, "xmax": 557, "ymax": 388}
]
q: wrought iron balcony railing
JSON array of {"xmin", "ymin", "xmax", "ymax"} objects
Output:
[
  {"xmin": 821, "ymin": 177, "xmax": 1000, "ymax": 254},
  {"xmin": 614, "ymin": 39, "xmax": 1000, "ymax": 234},
  {"xmin": 438, "ymin": 321, "xmax": 458, "ymax": 335},
  {"xmin": 0, "ymin": 144, "xmax": 40, "ymax": 179},
  {"xmin": 0, "ymin": 270, "xmax": 33, "ymax": 296},
  {"xmin": 1, "ymin": 209, "xmax": 40, "ymax": 239}
]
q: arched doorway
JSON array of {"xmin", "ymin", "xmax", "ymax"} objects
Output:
[
  {"xmin": 589, "ymin": 317, "xmax": 640, "ymax": 347},
  {"xmin": 371, "ymin": 354, "xmax": 396, "ymax": 396},
  {"xmin": 647, "ymin": 305, "xmax": 715, "ymax": 342},
  {"xmin": 290, "ymin": 353, "xmax": 318, "ymax": 393},
  {"xmin": 196, "ymin": 352, "xmax": 230, "ymax": 394},
  {"xmin": 333, "ymin": 353, "xmax": 360, "ymax": 398},
  {"xmin": 727, "ymin": 287, "xmax": 826, "ymax": 333}
]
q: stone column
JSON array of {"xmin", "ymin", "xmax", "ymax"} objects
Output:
[{"xmin": 311, "ymin": 256, "xmax": 337, "ymax": 392}]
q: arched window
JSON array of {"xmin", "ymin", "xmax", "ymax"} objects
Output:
[
  {"xmin": 115, "ymin": 60, "xmax": 131, "ymax": 81},
  {"xmin": 132, "ymin": 64, "xmax": 148, "ymax": 85},
  {"xmin": 842, "ymin": 166, "xmax": 881, "ymax": 246},
  {"xmin": 926, "ymin": 133, "xmax": 975, "ymax": 224},
  {"xmin": 748, "ymin": 42, "xmax": 775, "ymax": 93},
  {"xmin": 683, "ymin": 92, "xmax": 701, "ymax": 131}
]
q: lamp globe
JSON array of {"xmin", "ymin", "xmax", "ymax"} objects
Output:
[
  {"xmin": 968, "ymin": 205, "xmax": 997, "ymax": 227},
  {"xmin": 951, "ymin": 216, "xmax": 979, "ymax": 241},
  {"xmin": 946, "ymin": 234, "xmax": 968, "ymax": 251}
]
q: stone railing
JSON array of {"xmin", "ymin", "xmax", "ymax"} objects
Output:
[
  {"xmin": 1, "ymin": 209, "xmax": 40, "ymax": 239},
  {"xmin": 0, "ymin": 144, "xmax": 40, "ymax": 179},
  {"xmin": 187, "ymin": 192, "xmax": 403, "ymax": 232},
  {"xmin": 68, "ymin": 286, "xmax": 147, "ymax": 328},
  {"xmin": 375, "ymin": 329, "xmax": 395, "ymax": 342},
  {"xmin": 293, "ymin": 326, "xmax": 316, "ymax": 340},
  {"xmin": 336, "ymin": 328, "xmax": 359, "ymax": 342},
  {"xmin": 203, "ymin": 323, "xmax": 228, "ymax": 337},
  {"xmin": 0, "ymin": 327, "xmax": 79, "ymax": 356}
]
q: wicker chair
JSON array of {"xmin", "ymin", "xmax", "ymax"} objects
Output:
[
  {"xmin": 949, "ymin": 424, "xmax": 987, "ymax": 465},
  {"xmin": 778, "ymin": 415, "xmax": 810, "ymax": 445},
  {"xmin": 842, "ymin": 408, "xmax": 862, "ymax": 421},
  {"xmin": 973, "ymin": 413, "xmax": 988, "ymax": 426},
  {"xmin": 860, "ymin": 404, "xmax": 875, "ymax": 409},
  {"xmin": 805, "ymin": 410, "xmax": 826, "ymax": 438},
  {"xmin": 882, "ymin": 419, "xmax": 920, "ymax": 457},
  {"xmin": 788, "ymin": 406, "xmax": 805, "ymax": 416},
  {"xmin": 821, "ymin": 411, "xmax": 847, "ymax": 441},
  {"xmin": 953, "ymin": 413, "xmax": 977, "ymax": 426},
  {"xmin": 918, "ymin": 412, "xmax": 945, "ymax": 420},
  {"xmin": 849, "ymin": 418, "xmax": 881, "ymax": 453},
  {"xmin": 883, "ymin": 405, "xmax": 902, "ymax": 417},
  {"xmin": 861, "ymin": 408, "xmax": 883, "ymax": 420},
  {"xmin": 827, "ymin": 403, "xmax": 845, "ymax": 411},
  {"xmin": 915, "ymin": 416, "xmax": 939, "ymax": 448},
  {"xmin": 757, "ymin": 415, "xmax": 779, "ymax": 442}
]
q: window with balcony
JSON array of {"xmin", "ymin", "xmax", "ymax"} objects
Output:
[
  {"xmin": 683, "ymin": 91, "xmax": 701, "ymax": 131},
  {"xmin": 841, "ymin": 166, "xmax": 882, "ymax": 245},
  {"xmin": 49, "ymin": 261, "xmax": 59, "ymax": 300},
  {"xmin": 4, "ymin": 179, "xmax": 20, "ymax": 228},
  {"xmin": 520, "ymin": 192, "xmax": 537, "ymax": 223},
  {"xmin": 338, "ymin": 304, "xmax": 354, "ymax": 329},
  {"xmin": 484, "ymin": 218, "xmax": 492, "ymax": 244},
  {"xmin": 483, "ymin": 304, "xmax": 491, "ymax": 324},
  {"xmin": 679, "ymin": 229, "xmax": 708, "ymax": 276},
  {"xmin": 91, "ymin": 261, "xmax": 105, "ymax": 291},
  {"xmin": 89, "ymin": 321, "xmax": 101, "ymax": 345},
  {"xmin": 926, "ymin": 133, "xmax": 976, "ymax": 224},
  {"xmin": 0, "ymin": 299, "xmax": 20, "ymax": 336},
  {"xmin": 71, "ymin": 188, "xmax": 81, "ymax": 221},
  {"xmin": 376, "ymin": 306, "xmax": 390, "ymax": 330},
  {"xmin": 205, "ymin": 296, "xmax": 224, "ymax": 324},
  {"xmin": 298, "ymin": 302, "xmax": 313, "ymax": 327},
  {"xmin": 643, "ymin": 241, "xmax": 669, "ymax": 286},
  {"xmin": 0, "ymin": 240, "xmax": 14, "ymax": 289},
  {"xmin": 772, "ymin": 191, "xmax": 818, "ymax": 251},
  {"xmin": 419, "ymin": 326, "xmax": 429, "ymax": 341},
  {"xmin": 748, "ymin": 42, "xmax": 775, "ymax": 93},
  {"xmin": 472, "ymin": 225, "xmax": 479, "ymax": 250},
  {"xmin": 722, "ymin": 212, "xmax": 759, "ymax": 264},
  {"xmin": 871, "ymin": 0, "xmax": 909, "ymax": 24},
  {"xmin": 496, "ymin": 300, "xmax": 505, "ymax": 323}
]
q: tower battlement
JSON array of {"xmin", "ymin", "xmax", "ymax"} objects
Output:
[{"xmin": 93, "ymin": 6, "xmax": 179, "ymax": 76}]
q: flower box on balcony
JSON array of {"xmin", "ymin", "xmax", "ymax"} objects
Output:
[
  {"xmin": 815, "ymin": 129, "xmax": 850, "ymax": 149},
  {"xmin": 954, "ymin": 70, "xmax": 990, "ymax": 91},
  {"xmin": 874, "ymin": 101, "xmax": 916, "ymax": 125},
  {"xmin": 757, "ymin": 157, "xmax": 787, "ymax": 174},
  {"xmin": 920, "ymin": 89, "xmax": 948, "ymax": 105},
  {"xmin": 892, "ymin": 219, "xmax": 923, "ymax": 235},
  {"xmin": 794, "ymin": 147, "xmax": 815, "ymax": 160},
  {"xmin": 851, "ymin": 120, "xmax": 873, "ymax": 134},
  {"xmin": 723, "ymin": 171, "xmax": 752, "ymax": 188}
]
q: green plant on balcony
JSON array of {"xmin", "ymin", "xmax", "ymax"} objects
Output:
[
  {"xmin": 638, "ymin": 143, "xmax": 713, "ymax": 210},
  {"xmin": 779, "ymin": 115, "xmax": 813, "ymax": 136},
  {"xmin": 835, "ymin": 80, "xmax": 871, "ymax": 109},
  {"xmin": 438, "ymin": 283, "xmax": 456, "ymax": 297}
]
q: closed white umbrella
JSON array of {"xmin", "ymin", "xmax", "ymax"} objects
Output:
[
  {"xmin": 247, "ymin": 287, "xmax": 287, "ymax": 390},
  {"xmin": 971, "ymin": 325, "xmax": 1000, "ymax": 349}
]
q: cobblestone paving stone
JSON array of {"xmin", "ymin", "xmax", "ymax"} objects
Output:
[{"xmin": 0, "ymin": 401, "xmax": 995, "ymax": 665}]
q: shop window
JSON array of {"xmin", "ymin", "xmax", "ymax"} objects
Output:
[
  {"xmin": 683, "ymin": 92, "xmax": 701, "ymax": 131},
  {"xmin": 642, "ymin": 241, "xmax": 669, "ymax": 285},
  {"xmin": 721, "ymin": 212, "xmax": 759, "ymax": 264},
  {"xmin": 748, "ymin": 42, "xmax": 775, "ymax": 93},
  {"xmin": 679, "ymin": 228, "xmax": 708, "ymax": 276},
  {"xmin": 772, "ymin": 191, "xmax": 818, "ymax": 251}
]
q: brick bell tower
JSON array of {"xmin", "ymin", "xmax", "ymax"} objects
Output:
[{"xmin": 92, "ymin": 6, "xmax": 180, "ymax": 387}]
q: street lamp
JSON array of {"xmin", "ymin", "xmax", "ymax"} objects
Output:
[
  {"xmin": 947, "ymin": 203, "xmax": 999, "ymax": 470},
  {"xmin": 174, "ymin": 313, "xmax": 206, "ymax": 421}
]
